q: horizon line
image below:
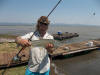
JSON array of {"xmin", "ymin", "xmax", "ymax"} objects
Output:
[{"xmin": 0, "ymin": 22, "xmax": 100, "ymax": 26}]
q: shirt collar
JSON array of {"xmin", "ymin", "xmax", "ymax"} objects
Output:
[{"xmin": 34, "ymin": 31, "xmax": 49, "ymax": 39}]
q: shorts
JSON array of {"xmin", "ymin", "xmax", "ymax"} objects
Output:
[{"xmin": 25, "ymin": 68, "xmax": 50, "ymax": 75}]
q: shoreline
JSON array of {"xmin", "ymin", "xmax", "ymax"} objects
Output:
[
  {"xmin": 0, "ymin": 34, "xmax": 17, "ymax": 39},
  {"xmin": 0, "ymin": 34, "xmax": 17, "ymax": 42}
]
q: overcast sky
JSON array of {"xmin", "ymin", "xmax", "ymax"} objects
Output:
[{"xmin": 0, "ymin": 0, "xmax": 100, "ymax": 25}]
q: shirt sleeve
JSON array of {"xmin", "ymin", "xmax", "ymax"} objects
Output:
[
  {"xmin": 48, "ymin": 35, "xmax": 54, "ymax": 40},
  {"xmin": 46, "ymin": 32, "xmax": 54, "ymax": 40},
  {"xmin": 21, "ymin": 32, "xmax": 33, "ymax": 40},
  {"xmin": 50, "ymin": 35, "xmax": 54, "ymax": 39}
]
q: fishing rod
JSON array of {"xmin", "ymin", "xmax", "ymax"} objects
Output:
[
  {"xmin": 1, "ymin": 0, "xmax": 63, "ymax": 75},
  {"xmin": 47, "ymin": 0, "xmax": 63, "ymax": 18},
  {"xmin": 14, "ymin": 0, "xmax": 62, "ymax": 61},
  {"xmin": 14, "ymin": 0, "xmax": 63, "ymax": 63}
]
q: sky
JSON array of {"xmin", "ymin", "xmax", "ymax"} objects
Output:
[{"xmin": 0, "ymin": 0, "xmax": 100, "ymax": 25}]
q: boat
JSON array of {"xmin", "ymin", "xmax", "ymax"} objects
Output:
[
  {"xmin": 53, "ymin": 32, "xmax": 79, "ymax": 40},
  {"xmin": 0, "ymin": 39, "xmax": 100, "ymax": 69}
]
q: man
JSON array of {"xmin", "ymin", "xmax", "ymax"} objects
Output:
[{"xmin": 16, "ymin": 16, "xmax": 54, "ymax": 75}]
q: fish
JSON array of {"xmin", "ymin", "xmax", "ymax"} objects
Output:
[{"xmin": 31, "ymin": 39, "xmax": 61, "ymax": 48}]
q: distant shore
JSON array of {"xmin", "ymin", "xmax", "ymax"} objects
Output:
[
  {"xmin": 0, "ymin": 34, "xmax": 17, "ymax": 42},
  {"xmin": 0, "ymin": 34, "xmax": 17, "ymax": 39}
]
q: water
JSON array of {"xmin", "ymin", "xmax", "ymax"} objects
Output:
[
  {"xmin": 0, "ymin": 25, "xmax": 100, "ymax": 75},
  {"xmin": 0, "ymin": 25, "xmax": 100, "ymax": 42},
  {"xmin": 53, "ymin": 50, "xmax": 100, "ymax": 75}
]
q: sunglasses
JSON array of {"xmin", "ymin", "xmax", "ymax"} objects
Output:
[{"xmin": 40, "ymin": 22, "xmax": 48, "ymax": 26}]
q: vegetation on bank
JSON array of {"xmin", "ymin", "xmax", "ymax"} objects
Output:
[
  {"xmin": 0, "ymin": 42, "xmax": 20, "ymax": 53},
  {"xmin": 0, "ymin": 34, "xmax": 17, "ymax": 39},
  {"xmin": 0, "ymin": 34, "xmax": 19, "ymax": 53}
]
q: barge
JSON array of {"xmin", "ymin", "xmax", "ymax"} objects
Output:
[{"xmin": 53, "ymin": 32, "xmax": 79, "ymax": 40}]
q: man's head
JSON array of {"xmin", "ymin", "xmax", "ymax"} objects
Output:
[
  {"xmin": 37, "ymin": 16, "xmax": 50, "ymax": 25},
  {"xmin": 36, "ymin": 16, "xmax": 50, "ymax": 35}
]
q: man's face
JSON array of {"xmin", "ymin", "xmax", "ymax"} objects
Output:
[{"xmin": 38, "ymin": 23, "xmax": 48, "ymax": 34}]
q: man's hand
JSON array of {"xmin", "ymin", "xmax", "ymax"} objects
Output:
[
  {"xmin": 46, "ymin": 43, "xmax": 54, "ymax": 53},
  {"xmin": 20, "ymin": 39, "xmax": 31, "ymax": 47},
  {"xmin": 16, "ymin": 37, "xmax": 31, "ymax": 47}
]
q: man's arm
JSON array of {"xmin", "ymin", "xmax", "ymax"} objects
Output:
[{"xmin": 15, "ymin": 36, "xmax": 31, "ymax": 47}]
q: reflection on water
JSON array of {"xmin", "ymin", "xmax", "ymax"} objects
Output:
[{"xmin": 51, "ymin": 63, "xmax": 66, "ymax": 75}]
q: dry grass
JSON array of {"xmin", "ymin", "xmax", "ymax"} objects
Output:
[{"xmin": 0, "ymin": 42, "xmax": 20, "ymax": 53}]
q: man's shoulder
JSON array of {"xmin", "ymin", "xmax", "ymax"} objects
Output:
[
  {"xmin": 46, "ymin": 32, "xmax": 52, "ymax": 36},
  {"xmin": 21, "ymin": 32, "xmax": 34, "ymax": 39},
  {"xmin": 27, "ymin": 32, "xmax": 34, "ymax": 35},
  {"xmin": 46, "ymin": 32, "xmax": 54, "ymax": 39}
]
